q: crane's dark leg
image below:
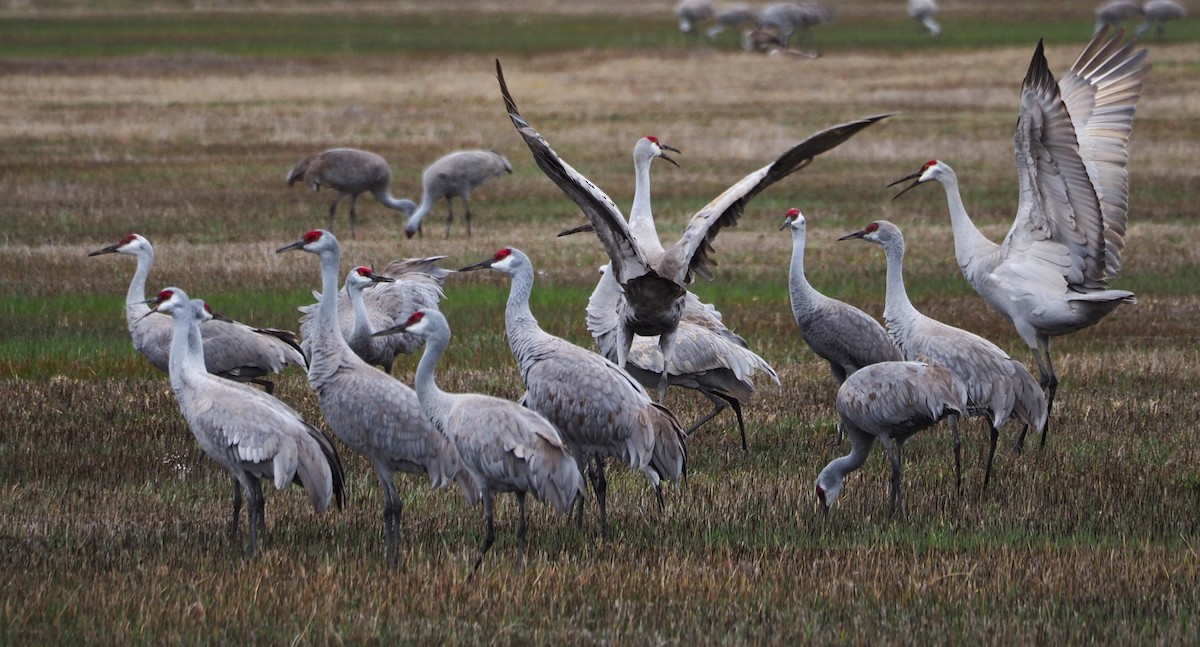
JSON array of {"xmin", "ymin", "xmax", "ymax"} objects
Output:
[
  {"xmin": 250, "ymin": 377, "xmax": 275, "ymax": 394},
  {"xmin": 327, "ymin": 194, "xmax": 344, "ymax": 233},
  {"xmin": 593, "ymin": 456, "xmax": 608, "ymax": 538},
  {"xmin": 374, "ymin": 466, "xmax": 402, "ymax": 568},
  {"xmin": 463, "ymin": 196, "xmax": 473, "ymax": 238},
  {"xmin": 348, "ymin": 194, "xmax": 360, "ymax": 239},
  {"xmin": 575, "ymin": 454, "xmax": 595, "ymax": 528},
  {"xmin": 686, "ymin": 391, "xmax": 746, "ymax": 452},
  {"xmin": 515, "ymin": 491, "xmax": 528, "ymax": 568},
  {"xmin": 983, "ymin": 424, "xmax": 999, "ymax": 489},
  {"xmin": 949, "ymin": 414, "xmax": 962, "ymax": 495},
  {"xmin": 444, "ymin": 199, "xmax": 454, "ymax": 238},
  {"xmin": 879, "ymin": 435, "xmax": 903, "ymax": 519},
  {"xmin": 244, "ymin": 475, "xmax": 264, "ymax": 556},
  {"xmin": 228, "ymin": 475, "xmax": 243, "ymax": 538},
  {"xmin": 469, "ymin": 493, "xmax": 496, "ymax": 580},
  {"xmin": 1019, "ymin": 338, "xmax": 1055, "ymax": 452},
  {"xmin": 655, "ymin": 330, "xmax": 679, "ymax": 406}
]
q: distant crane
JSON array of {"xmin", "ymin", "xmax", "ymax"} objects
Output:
[
  {"xmin": 706, "ymin": 4, "xmax": 760, "ymax": 39},
  {"xmin": 401, "ymin": 150, "xmax": 513, "ymax": 239},
  {"xmin": 757, "ymin": 2, "xmax": 835, "ymax": 50},
  {"xmin": 1094, "ymin": 0, "xmax": 1142, "ymax": 32},
  {"xmin": 815, "ymin": 361, "xmax": 967, "ymax": 518},
  {"xmin": 277, "ymin": 229, "xmax": 472, "ymax": 567},
  {"xmin": 675, "ymin": 0, "xmax": 716, "ymax": 36},
  {"xmin": 840, "ymin": 221, "xmax": 1047, "ymax": 490},
  {"xmin": 147, "ymin": 287, "xmax": 345, "ymax": 555},
  {"xmin": 498, "ymin": 58, "xmax": 886, "ymax": 404},
  {"xmin": 299, "ymin": 257, "xmax": 452, "ymax": 374},
  {"xmin": 287, "ymin": 148, "xmax": 414, "ymax": 239},
  {"xmin": 889, "ymin": 29, "xmax": 1147, "ymax": 447},
  {"xmin": 459, "ymin": 247, "xmax": 686, "ymax": 536},
  {"xmin": 377, "ymin": 309, "xmax": 585, "ymax": 577},
  {"xmin": 89, "ymin": 233, "xmax": 305, "ymax": 393},
  {"xmin": 908, "ymin": 0, "xmax": 942, "ymax": 36},
  {"xmin": 1137, "ymin": 0, "xmax": 1187, "ymax": 37}
]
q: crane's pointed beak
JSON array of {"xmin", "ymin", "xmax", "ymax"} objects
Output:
[
  {"xmin": 888, "ymin": 169, "xmax": 925, "ymax": 200},
  {"xmin": 136, "ymin": 298, "xmax": 164, "ymax": 321},
  {"xmin": 557, "ymin": 222, "xmax": 595, "ymax": 237},
  {"xmin": 658, "ymin": 144, "xmax": 681, "ymax": 167},
  {"xmin": 837, "ymin": 229, "xmax": 867, "ymax": 241},
  {"xmin": 779, "ymin": 217, "xmax": 797, "ymax": 231},
  {"xmin": 457, "ymin": 258, "xmax": 495, "ymax": 272},
  {"xmin": 366, "ymin": 271, "xmax": 395, "ymax": 283},
  {"xmin": 207, "ymin": 310, "xmax": 235, "ymax": 323},
  {"xmin": 87, "ymin": 244, "xmax": 120, "ymax": 257},
  {"xmin": 372, "ymin": 322, "xmax": 408, "ymax": 338},
  {"xmin": 276, "ymin": 240, "xmax": 306, "ymax": 254}
]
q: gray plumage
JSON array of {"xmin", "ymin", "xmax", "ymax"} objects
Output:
[
  {"xmin": 889, "ymin": 30, "xmax": 1147, "ymax": 448},
  {"xmin": 277, "ymin": 229, "xmax": 472, "ymax": 568},
  {"xmin": 816, "ymin": 361, "xmax": 968, "ymax": 518},
  {"xmin": 781, "ymin": 208, "xmax": 901, "ymax": 386},
  {"xmin": 840, "ymin": 221, "xmax": 1048, "ymax": 491},
  {"xmin": 1137, "ymin": 0, "xmax": 1187, "ymax": 37},
  {"xmin": 1095, "ymin": 0, "xmax": 1142, "ymax": 32},
  {"xmin": 298, "ymin": 257, "xmax": 451, "ymax": 374},
  {"xmin": 675, "ymin": 0, "xmax": 716, "ymax": 35},
  {"xmin": 757, "ymin": 2, "xmax": 834, "ymax": 48},
  {"xmin": 460, "ymin": 247, "xmax": 686, "ymax": 536},
  {"xmin": 150, "ymin": 288, "xmax": 345, "ymax": 556},
  {"xmin": 88, "ymin": 233, "xmax": 305, "ymax": 393},
  {"xmin": 287, "ymin": 147, "xmax": 414, "ymax": 239},
  {"xmin": 498, "ymin": 59, "xmax": 884, "ymax": 403},
  {"xmin": 706, "ymin": 4, "xmax": 760, "ymax": 38},
  {"xmin": 401, "ymin": 150, "xmax": 512, "ymax": 238},
  {"xmin": 379, "ymin": 308, "xmax": 585, "ymax": 577},
  {"xmin": 908, "ymin": 0, "xmax": 942, "ymax": 36}
]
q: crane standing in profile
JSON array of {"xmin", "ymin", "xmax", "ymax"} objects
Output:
[
  {"xmin": 277, "ymin": 229, "xmax": 472, "ymax": 567},
  {"xmin": 401, "ymin": 150, "xmax": 513, "ymax": 239},
  {"xmin": 1137, "ymin": 0, "xmax": 1187, "ymax": 38},
  {"xmin": 497, "ymin": 58, "xmax": 887, "ymax": 404},
  {"xmin": 889, "ymin": 28, "xmax": 1148, "ymax": 447},
  {"xmin": 376, "ymin": 309, "xmax": 585, "ymax": 577},
  {"xmin": 147, "ymin": 288, "xmax": 345, "ymax": 555},
  {"xmin": 816, "ymin": 361, "xmax": 968, "ymax": 518},
  {"xmin": 840, "ymin": 221, "xmax": 1047, "ymax": 491},
  {"xmin": 459, "ymin": 247, "xmax": 686, "ymax": 536},
  {"xmin": 287, "ymin": 148, "xmax": 414, "ymax": 239}
]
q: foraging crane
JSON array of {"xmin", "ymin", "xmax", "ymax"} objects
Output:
[
  {"xmin": 1094, "ymin": 0, "xmax": 1142, "ymax": 32},
  {"xmin": 148, "ymin": 288, "xmax": 345, "ymax": 555},
  {"xmin": 757, "ymin": 2, "xmax": 834, "ymax": 49},
  {"xmin": 780, "ymin": 208, "xmax": 901, "ymax": 388},
  {"xmin": 815, "ymin": 361, "xmax": 968, "ymax": 518},
  {"xmin": 376, "ymin": 309, "xmax": 585, "ymax": 576},
  {"xmin": 459, "ymin": 247, "xmax": 686, "ymax": 536},
  {"xmin": 1137, "ymin": 0, "xmax": 1187, "ymax": 38},
  {"xmin": 497, "ymin": 58, "xmax": 887, "ymax": 403},
  {"xmin": 277, "ymin": 229, "xmax": 472, "ymax": 567},
  {"xmin": 908, "ymin": 0, "xmax": 942, "ymax": 36},
  {"xmin": 839, "ymin": 221, "xmax": 1047, "ymax": 490},
  {"xmin": 287, "ymin": 148, "xmax": 413, "ymax": 239},
  {"xmin": 889, "ymin": 29, "xmax": 1148, "ymax": 447},
  {"xmin": 401, "ymin": 150, "xmax": 513, "ymax": 239},
  {"xmin": 675, "ymin": 0, "xmax": 716, "ymax": 36},
  {"xmin": 298, "ymin": 257, "xmax": 452, "ymax": 374},
  {"xmin": 706, "ymin": 4, "xmax": 760, "ymax": 39},
  {"xmin": 88, "ymin": 233, "xmax": 305, "ymax": 393}
]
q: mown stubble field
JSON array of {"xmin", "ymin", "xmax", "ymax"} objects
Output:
[{"xmin": 1, "ymin": 2, "xmax": 1199, "ymax": 643}]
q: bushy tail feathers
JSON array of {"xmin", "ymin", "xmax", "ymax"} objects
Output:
[
  {"xmin": 293, "ymin": 423, "xmax": 347, "ymax": 512},
  {"xmin": 647, "ymin": 403, "xmax": 687, "ymax": 487},
  {"xmin": 1010, "ymin": 360, "xmax": 1049, "ymax": 434}
]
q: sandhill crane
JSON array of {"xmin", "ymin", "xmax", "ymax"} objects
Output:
[
  {"xmin": 497, "ymin": 58, "xmax": 886, "ymax": 403},
  {"xmin": 376, "ymin": 309, "xmax": 585, "ymax": 576},
  {"xmin": 1137, "ymin": 0, "xmax": 1187, "ymax": 37},
  {"xmin": 401, "ymin": 150, "xmax": 512, "ymax": 239},
  {"xmin": 287, "ymin": 148, "xmax": 414, "ymax": 239},
  {"xmin": 757, "ymin": 2, "xmax": 834, "ymax": 50},
  {"xmin": 781, "ymin": 208, "xmax": 901, "ymax": 442},
  {"xmin": 277, "ymin": 229, "xmax": 472, "ymax": 567},
  {"xmin": 840, "ymin": 221, "xmax": 1047, "ymax": 489},
  {"xmin": 675, "ymin": 0, "xmax": 716, "ymax": 36},
  {"xmin": 298, "ymin": 257, "xmax": 451, "ymax": 374},
  {"xmin": 706, "ymin": 4, "xmax": 760, "ymax": 39},
  {"xmin": 889, "ymin": 29, "xmax": 1148, "ymax": 447},
  {"xmin": 816, "ymin": 361, "xmax": 968, "ymax": 518},
  {"xmin": 908, "ymin": 0, "xmax": 942, "ymax": 36},
  {"xmin": 459, "ymin": 247, "xmax": 686, "ymax": 536},
  {"xmin": 1095, "ymin": 0, "xmax": 1142, "ymax": 32},
  {"xmin": 147, "ymin": 287, "xmax": 345, "ymax": 555},
  {"xmin": 88, "ymin": 233, "xmax": 305, "ymax": 393}
]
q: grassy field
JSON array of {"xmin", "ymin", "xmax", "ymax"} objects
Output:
[{"xmin": 2, "ymin": 1, "xmax": 1199, "ymax": 643}]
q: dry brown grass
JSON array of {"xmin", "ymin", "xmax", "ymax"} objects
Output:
[{"xmin": 2, "ymin": 6, "xmax": 1199, "ymax": 643}]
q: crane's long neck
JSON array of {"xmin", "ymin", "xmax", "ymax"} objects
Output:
[
  {"xmin": 412, "ymin": 325, "xmax": 452, "ymax": 424},
  {"xmin": 372, "ymin": 180, "xmax": 417, "ymax": 214},
  {"xmin": 936, "ymin": 171, "xmax": 1000, "ymax": 281},
  {"xmin": 788, "ymin": 228, "xmax": 819, "ymax": 320},
  {"xmin": 401, "ymin": 191, "xmax": 438, "ymax": 233},
  {"xmin": 880, "ymin": 238, "xmax": 919, "ymax": 348},
  {"xmin": 126, "ymin": 247, "xmax": 153, "ymax": 306},
  {"xmin": 629, "ymin": 154, "xmax": 665, "ymax": 258},
  {"xmin": 167, "ymin": 311, "xmax": 208, "ymax": 392},
  {"xmin": 503, "ymin": 265, "xmax": 548, "ymax": 372},
  {"xmin": 313, "ymin": 248, "xmax": 354, "ymax": 360},
  {"xmin": 347, "ymin": 284, "xmax": 373, "ymax": 341},
  {"xmin": 818, "ymin": 425, "xmax": 875, "ymax": 487}
]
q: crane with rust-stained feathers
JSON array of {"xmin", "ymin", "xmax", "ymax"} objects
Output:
[
  {"xmin": 459, "ymin": 247, "xmax": 686, "ymax": 536},
  {"xmin": 889, "ymin": 29, "xmax": 1148, "ymax": 447},
  {"xmin": 277, "ymin": 229, "xmax": 473, "ymax": 568},
  {"xmin": 147, "ymin": 288, "xmax": 344, "ymax": 555},
  {"xmin": 376, "ymin": 309, "xmax": 585, "ymax": 578},
  {"xmin": 497, "ymin": 58, "xmax": 887, "ymax": 403}
]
